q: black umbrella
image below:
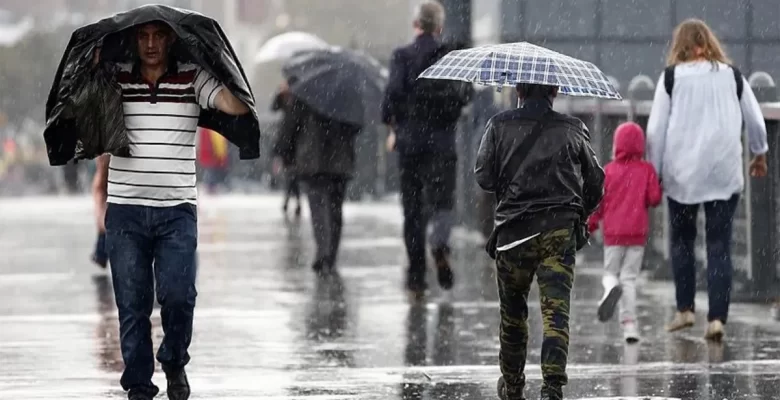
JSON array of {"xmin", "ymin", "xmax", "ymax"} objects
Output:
[{"xmin": 281, "ymin": 47, "xmax": 387, "ymax": 127}]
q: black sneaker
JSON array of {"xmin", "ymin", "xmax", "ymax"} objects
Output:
[
  {"xmin": 405, "ymin": 273, "xmax": 427, "ymax": 304},
  {"xmin": 497, "ymin": 376, "xmax": 526, "ymax": 400},
  {"xmin": 165, "ymin": 368, "xmax": 190, "ymax": 400},
  {"xmin": 432, "ymin": 247, "xmax": 454, "ymax": 290},
  {"xmin": 540, "ymin": 384, "xmax": 563, "ymax": 400},
  {"xmin": 128, "ymin": 388, "xmax": 156, "ymax": 400}
]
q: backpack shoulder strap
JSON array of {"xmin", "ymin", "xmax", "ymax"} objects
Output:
[
  {"xmin": 731, "ymin": 65, "xmax": 744, "ymax": 100},
  {"xmin": 664, "ymin": 65, "xmax": 676, "ymax": 96}
]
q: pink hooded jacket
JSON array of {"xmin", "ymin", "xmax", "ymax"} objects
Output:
[{"xmin": 588, "ymin": 122, "xmax": 663, "ymax": 246}]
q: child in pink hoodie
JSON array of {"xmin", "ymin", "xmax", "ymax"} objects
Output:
[{"xmin": 588, "ymin": 122, "xmax": 662, "ymax": 343}]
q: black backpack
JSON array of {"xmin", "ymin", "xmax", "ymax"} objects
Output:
[
  {"xmin": 664, "ymin": 64, "xmax": 743, "ymax": 99},
  {"xmin": 407, "ymin": 44, "xmax": 472, "ymax": 125}
]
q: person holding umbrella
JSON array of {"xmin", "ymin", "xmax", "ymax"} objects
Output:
[
  {"xmin": 277, "ymin": 48, "xmax": 383, "ymax": 276},
  {"xmin": 421, "ymin": 42, "xmax": 614, "ymax": 400},
  {"xmin": 272, "ymin": 79, "xmax": 302, "ymax": 217},
  {"xmin": 44, "ymin": 6, "xmax": 260, "ymax": 400}
]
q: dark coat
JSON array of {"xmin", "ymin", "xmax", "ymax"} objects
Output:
[
  {"xmin": 474, "ymin": 99, "xmax": 605, "ymax": 258},
  {"xmin": 43, "ymin": 4, "xmax": 261, "ymax": 166},
  {"xmin": 275, "ymin": 98, "xmax": 360, "ymax": 179},
  {"xmin": 381, "ymin": 34, "xmax": 471, "ymax": 155}
]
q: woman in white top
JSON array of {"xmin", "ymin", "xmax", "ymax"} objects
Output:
[{"xmin": 647, "ymin": 19, "xmax": 769, "ymax": 342}]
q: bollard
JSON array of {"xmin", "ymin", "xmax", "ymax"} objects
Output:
[{"xmin": 733, "ymin": 72, "xmax": 779, "ymax": 303}]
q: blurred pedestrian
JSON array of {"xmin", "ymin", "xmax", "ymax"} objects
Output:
[
  {"xmin": 588, "ymin": 122, "xmax": 662, "ymax": 343},
  {"xmin": 197, "ymin": 127, "xmax": 231, "ymax": 194},
  {"xmin": 475, "ymin": 83, "xmax": 604, "ymax": 400},
  {"xmin": 647, "ymin": 18, "xmax": 769, "ymax": 341},
  {"xmin": 89, "ymin": 17, "xmax": 253, "ymax": 400},
  {"xmin": 272, "ymin": 80, "xmax": 302, "ymax": 217},
  {"xmin": 276, "ymin": 93, "xmax": 360, "ymax": 276},
  {"xmin": 381, "ymin": 0, "xmax": 472, "ymax": 301}
]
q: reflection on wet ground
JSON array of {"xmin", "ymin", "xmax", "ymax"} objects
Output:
[{"xmin": 0, "ymin": 195, "xmax": 778, "ymax": 399}]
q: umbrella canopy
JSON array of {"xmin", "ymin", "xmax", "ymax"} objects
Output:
[
  {"xmin": 419, "ymin": 42, "xmax": 622, "ymax": 100},
  {"xmin": 282, "ymin": 47, "xmax": 387, "ymax": 127},
  {"xmin": 254, "ymin": 31, "xmax": 329, "ymax": 64}
]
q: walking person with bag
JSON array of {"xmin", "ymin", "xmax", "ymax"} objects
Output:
[
  {"xmin": 476, "ymin": 83, "xmax": 605, "ymax": 400},
  {"xmin": 647, "ymin": 19, "xmax": 769, "ymax": 341},
  {"xmin": 381, "ymin": 0, "xmax": 472, "ymax": 301},
  {"xmin": 588, "ymin": 122, "xmax": 663, "ymax": 343}
]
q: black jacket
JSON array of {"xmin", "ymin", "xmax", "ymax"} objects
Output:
[
  {"xmin": 381, "ymin": 34, "xmax": 471, "ymax": 155},
  {"xmin": 274, "ymin": 97, "xmax": 360, "ymax": 179},
  {"xmin": 474, "ymin": 99, "xmax": 605, "ymax": 259},
  {"xmin": 43, "ymin": 5, "xmax": 261, "ymax": 166}
]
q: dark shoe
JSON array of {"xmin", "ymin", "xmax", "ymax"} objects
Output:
[
  {"xmin": 497, "ymin": 376, "xmax": 526, "ymax": 400},
  {"xmin": 540, "ymin": 383, "xmax": 563, "ymax": 400},
  {"xmin": 128, "ymin": 388, "xmax": 156, "ymax": 400},
  {"xmin": 405, "ymin": 275, "xmax": 427, "ymax": 304},
  {"xmin": 432, "ymin": 247, "xmax": 454, "ymax": 290},
  {"xmin": 165, "ymin": 368, "xmax": 190, "ymax": 400}
]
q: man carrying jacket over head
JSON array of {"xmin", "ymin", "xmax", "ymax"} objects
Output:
[
  {"xmin": 92, "ymin": 20, "xmax": 249, "ymax": 400},
  {"xmin": 381, "ymin": 0, "xmax": 472, "ymax": 301},
  {"xmin": 475, "ymin": 83, "xmax": 604, "ymax": 400}
]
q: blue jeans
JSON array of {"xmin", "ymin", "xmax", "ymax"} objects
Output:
[
  {"xmin": 105, "ymin": 203, "xmax": 198, "ymax": 394},
  {"xmin": 668, "ymin": 194, "xmax": 739, "ymax": 323}
]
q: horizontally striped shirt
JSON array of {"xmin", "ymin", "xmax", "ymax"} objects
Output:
[{"xmin": 107, "ymin": 61, "xmax": 224, "ymax": 207}]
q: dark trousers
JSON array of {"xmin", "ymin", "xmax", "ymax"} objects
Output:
[
  {"xmin": 398, "ymin": 153, "xmax": 456, "ymax": 289},
  {"xmin": 305, "ymin": 176, "xmax": 348, "ymax": 268},
  {"xmin": 105, "ymin": 203, "xmax": 198, "ymax": 395},
  {"xmin": 495, "ymin": 228, "xmax": 576, "ymax": 397},
  {"xmin": 668, "ymin": 194, "xmax": 739, "ymax": 323},
  {"xmin": 284, "ymin": 173, "xmax": 301, "ymax": 208}
]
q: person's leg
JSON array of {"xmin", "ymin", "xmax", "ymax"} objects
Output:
[
  {"xmin": 667, "ymin": 198, "xmax": 699, "ymax": 331},
  {"xmin": 703, "ymin": 195, "xmax": 739, "ymax": 325},
  {"xmin": 105, "ymin": 204, "xmax": 158, "ymax": 397},
  {"xmin": 399, "ymin": 155, "xmax": 427, "ymax": 295},
  {"xmin": 425, "ymin": 154, "xmax": 456, "ymax": 290},
  {"xmin": 620, "ymin": 246, "xmax": 645, "ymax": 342},
  {"xmin": 326, "ymin": 177, "xmax": 348, "ymax": 269},
  {"xmin": 495, "ymin": 243, "xmax": 538, "ymax": 400},
  {"xmin": 619, "ymin": 246, "xmax": 645, "ymax": 322},
  {"xmin": 291, "ymin": 175, "xmax": 302, "ymax": 215},
  {"xmin": 534, "ymin": 228, "xmax": 576, "ymax": 399},
  {"xmin": 598, "ymin": 246, "xmax": 624, "ymax": 322},
  {"xmin": 305, "ymin": 177, "xmax": 333, "ymax": 272},
  {"xmin": 152, "ymin": 204, "xmax": 198, "ymax": 399}
]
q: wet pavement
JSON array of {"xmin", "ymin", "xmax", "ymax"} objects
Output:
[{"xmin": 0, "ymin": 194, "xmax": 779, "ymax": 399}]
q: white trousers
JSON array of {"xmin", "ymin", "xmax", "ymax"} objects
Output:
[{"xmin": 604, "ymin": 245, "xmax": 645, "ymax": 323}]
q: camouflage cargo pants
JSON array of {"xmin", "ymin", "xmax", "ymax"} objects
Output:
[{"xmin": 495, "ymin": 228, "xmax": 576, "ymax": 398}]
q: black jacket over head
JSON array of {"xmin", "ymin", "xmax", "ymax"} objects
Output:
[
  {"xmin": 474, "ymin": 99, "xmax": 605, "ymax": 259},
  {"xmin": 43, "ymin": 4, "xmax": 261, "ymax": 166}
]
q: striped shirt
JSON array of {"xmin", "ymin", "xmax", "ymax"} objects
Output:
[{"xmin": 107, "ymin": 62, "xmax": 224, "ymax": 207}]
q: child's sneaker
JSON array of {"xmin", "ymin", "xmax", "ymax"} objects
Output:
[
  {"xmin": 598, "ymin": 275, "xmax": 622, "ymax": 322},
  {"xmin": 622, "ymin": 320, "xmax": 640, "ymax": 343}
]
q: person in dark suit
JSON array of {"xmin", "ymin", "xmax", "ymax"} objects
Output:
[{"xmin": 381, "ymin": 0, "xmax": 471, "ymax": 302}]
